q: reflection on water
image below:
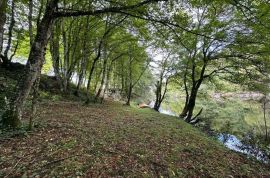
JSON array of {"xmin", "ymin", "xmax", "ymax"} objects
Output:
[
  {"xmin": 218, "ymin": 134, "xmax": 269, "ymax": 163},
  {"xmin": 148, "ymin": 101, "xmax": 177, "ymax": 116},
  {"xmin": 147, "ymin": 100, "xmax": 269, "ymax": 164}
]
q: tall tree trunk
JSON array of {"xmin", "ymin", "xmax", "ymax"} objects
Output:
[
  {"xmin": 62, "ymin": 21, "xmax": 69, "ymax": 93},
  {"xmin": 50, "ymin": 21, "xmax": 63, "ymax": 90},
  {"xmin": 184, "ymin": 88, "xmax": 198, "ymax": 123},
  {"xmin": 0, "ymin": 0, "xmax": 7, "ymax": 55},
  {"xmin": 154, "ymin": 77, "xmax": 169, "ymax": 111},
  {"xmin": 126, "ymin": 84, "xmax": 132, "ymax": 106},
  {"xmin": 101, "ymin": 62, "xmax": 112, "ymax": 103},
  {"xmin": 95, "ymin": 52, "xmax": 108, "ymax": 102},
  {"xmin": 2, "ymin": 0, "xmax": 58, "ymax": 128},
  {"xmin": 2, "ymin": 0, "xmax": 15, "ymax": 67},
  {"xmin": 75, "ymin": 57, "xmax": 86, "ymax": 96},
  {"xmin": 85, "ymin": 41, "xmax": 103, "ymax": 104},
  {"xmin": 120, "ymin": 62, "xmax": 125, "ymax": 95},
  {"xmin": 28, "ymin": 0, "xmax": 34, "ymax": 45},
  {"xmin": 179, "ymin": 64, "xmax": 190, "ymax": 118},
  {"xmin": 85, "ymin": 59, "xmax": 98, "ymax": 104},
  {"xmin": 74, "ymin": 17, "xmax": 90, "ymax": 96},
  {"xmin": 263, "ymin": 99, "xmax": 268, "ymax": 141},
  {"xmin": 154, "ymin": 81, "xmax": 161, "ymax": 111},
  {"xmin": 184, "ymin": 79, "xmax": 203, "ymax": 123}
]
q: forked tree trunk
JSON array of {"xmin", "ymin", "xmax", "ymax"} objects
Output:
[
  {"xmin": 181, "ymin": 79, "xmax": 203, "ymax": 124},
  {"xmin": 184, "ymin": 89, "xmax": 198, "ymax": 123},
  {"xmin": 2, "ymin": 0, "xmax": 58, "ymax": 128}
]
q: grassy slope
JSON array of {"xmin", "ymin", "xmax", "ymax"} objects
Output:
[{"xmin": 1, "ymin": 100, "xmax": 270, "ymax": 177}]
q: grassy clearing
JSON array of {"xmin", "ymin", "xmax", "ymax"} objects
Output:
[{"xmin": 0, "ymin": 100, "xmax": 269, "ymax": 177}]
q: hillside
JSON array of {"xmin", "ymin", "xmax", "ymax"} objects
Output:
[
  {"xmin": 0, "ymin": 66, "xmax": 270, "ymax": 177},
  {"xmin": 0, "ymin": 99, "xmax": 269, "ymax": 177}
]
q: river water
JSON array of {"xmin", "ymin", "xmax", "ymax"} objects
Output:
[{"xmin": 147, "ymin": 101, "xmax": 269, "ymax": 163}]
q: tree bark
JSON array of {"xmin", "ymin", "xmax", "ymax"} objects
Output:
[
  {"xmin": 29, "ymin": 70, "xmax": 41, "ymax": 130},
  {"xmin": 2, "ymin": 0, "xmax": 58, "ymax": 128},
  {"xmin": 154, "ymin": 81, "xmax": 161, "ymax": 111},
  {"xmin": 0, "ymin": 0, "xmax": 7, "ymax": 54},
  {"xmin": 184, "ymin": 79, "xmax": 203, "ymax": 123},
  {"xmin": 126, "ymin": 84, "xmax": 132, "ymax": 106},
  {"xmin": 28, "ymin": 0, "xmax": 34, "ymax": 45},
  {"xmin": 2, "ymin": 0, "xmax": 15, "ymax": 67},
  {"xmin": 95, "ymin": 49, "xmax": 108, "ymax": 102},
  {"xmin": 126, "ymin": 49, "xmax": 132, "ymax": 106},
  {"xmin": 50, "ymin": 21, "xmax": 63, "ymax": 90},
  {"xmin": 179, "ymin": 65, "xmax": 189, "ymax": 118},
  {"xmin": 85, "ymin": 58, "xmax": 99, "ymax": 104},
  {"xmin": 75, "ymin": 17, "xmax": 90, "ymax": 96},
  {"xmin": 263, "ymin": 100, "xmax": 268, "ymax": 141}
]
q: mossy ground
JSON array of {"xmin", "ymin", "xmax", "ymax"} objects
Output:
[{"xmin": 0, "ymin": 100, "xmax": 270, "ymax": 177}]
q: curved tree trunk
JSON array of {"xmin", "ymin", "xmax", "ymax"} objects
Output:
[
  {"xmin": 182, "ymin": 79, "xmax": 203, "ymax": 123},
  {"xmin": 2, "ymin": 0, "xmax": 15, "ymax": 67},
  {"xmin": 95, "ymin": 55, "xmax": 108, "ymax": 102}
]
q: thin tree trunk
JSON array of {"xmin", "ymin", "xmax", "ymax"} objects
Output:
[
  {"xmin": 85, "ymin": 59, "xmax": 99, "ymax": 104},
  {"xmin": 2, "ymin": 0, "xmax": 15, "ymax": 67},
  {"xmin": 75, "ymin": 17, "xmax": 90, "ymax": 96},
  {"xmin": 126, "ymin": 84, "xmax": 132, "ymax": 106},
  {"xmin": 28, "ymin": 0, "xmax": 34, "ymax": 45},
  {"xmin": 95, "ymin": 53, "xmax": 108, "ymax": 102},
  {"xmin": 50, "ymin": 23, "xmax": 63, "ymax": 90},
  {"xmin": 101, "ymin": 63, "xmax": 112, "ymax": 103},
  {"xmin": 2, "ymin": 0, "xmax": 58, "ymax": 128},
  {"xmin": 180, "ymin": 65, "xmax": 189, "ymax": 118},
  {"xmin": 263, "ymin": 101, "xmax": 268, "ymax": 141},
  {"xmin": 126, "ymin": 50, "xmax": 132, "ymax": 105},
  {"xmin": 0, "ymin": 0, "xmax": 7, "ymax": 54},
  {"xmin": 62, "ymin": 20, "xmax": 69, "ymax": 93},
  {"xmin": 154, "ymin": 81, "xmax": 161, "ymax": 111},
  {"xmin": 85, "ymin": 40, "xmax": 103, "ymax": 104},
  {"xmin": 36, "ymin": 0, "xmax": 44, "ymax": 27}
]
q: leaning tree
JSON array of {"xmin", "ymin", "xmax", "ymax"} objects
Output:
[{"xmin": 1, "ymin": 0, "xmax": 167, "ymax": 128}]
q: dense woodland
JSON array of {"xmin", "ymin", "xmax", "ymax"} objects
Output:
[{"xmin": 1, "ymin": 0, "xmax": 270, "ymax": 177}]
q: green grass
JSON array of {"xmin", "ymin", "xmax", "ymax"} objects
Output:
[
  {"xmin": 164, "ymin": 92, "xmax": 270, "ymax": 138},
  {"xmin": 0, "ymin": 100, "xmax": 269, "ymax": 177}
]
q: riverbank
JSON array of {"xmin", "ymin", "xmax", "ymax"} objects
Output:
[{"xmin": 1, "ymin": 99, "xmax": 270, "ymax": 177}]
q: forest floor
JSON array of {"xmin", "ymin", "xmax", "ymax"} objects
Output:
[
  {"xmin": 1, "ymin": 66, "xmax": 270, "ymax": 177},
  {"xmin": 1, "ymin": 99, "xmax": 270, "ymax": 177}
]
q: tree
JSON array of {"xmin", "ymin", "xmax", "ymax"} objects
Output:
[
  {"xmin": 0, "ymin": 0, "xmax": 7, "ymax": 55},
  {"xmin": 168, "ymin": 1, "xmax": 270, "ymax": 124},
  {"xmin": 1, "ymin": 0, "xmax": 166, "ymax": 128},
  {"xmin": 152, "ymin": 52, "xmax": 174, "ymax": 111}
]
